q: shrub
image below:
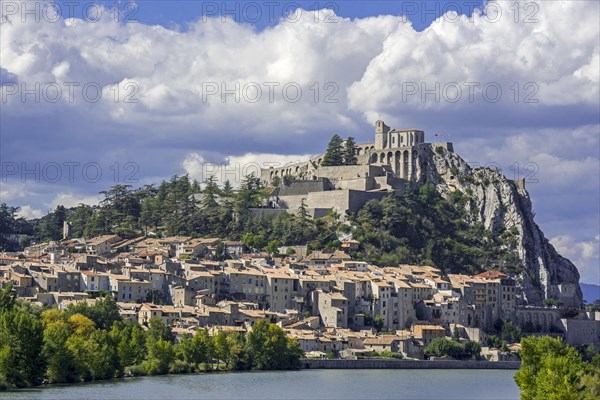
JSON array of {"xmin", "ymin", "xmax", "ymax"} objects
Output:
[
  {"xmin": 169, "ymin": 360, "xmax": 195, "ymax": 374},
  {"xmin": 125, "ymin": 364, "xmax": 147, "ymax": 377}
]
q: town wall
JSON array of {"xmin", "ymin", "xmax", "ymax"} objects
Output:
[{"xmin": 558, "ymin": 318, "xmax": 600, "ymax": 346}]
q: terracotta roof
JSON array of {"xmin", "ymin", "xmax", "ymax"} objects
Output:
[{"xmin": 473, "ymin": 270, "xmax": 508, "ymax": 279}]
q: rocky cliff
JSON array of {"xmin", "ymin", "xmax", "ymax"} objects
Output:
[{"xmin": 420, "ymin": 144, "xmax": 582, "ymax": 307}]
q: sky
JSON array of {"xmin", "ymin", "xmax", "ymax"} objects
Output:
[{"xmin": 0, "ymin": 0, "xmax": 599, "ymax": 284}]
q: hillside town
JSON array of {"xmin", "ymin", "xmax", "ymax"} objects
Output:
[{"xmin": 2, "ymin": 233, "xmax": 598, "ymax": 361}]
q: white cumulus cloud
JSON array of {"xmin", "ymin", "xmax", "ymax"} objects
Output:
[{"xmin": 551, "ymin": 235, "xmax": 600, "ymax": 285}]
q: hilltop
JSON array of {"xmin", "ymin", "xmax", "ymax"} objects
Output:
[{"xmin": 0, "ymin": 122, "xmax": 582, "ymax": 307}]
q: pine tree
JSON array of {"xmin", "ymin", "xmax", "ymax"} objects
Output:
[
  {"xmin": 201, "ymin": 175, "xmax": 220, "ymax": 209},
  {"xmin": 222, "ymin": 180, "xmax": 233, "ymax": 197},
  {"xmin": 343, "ymin": 137, "xmax": 358, "ymax": 165},
  {"xmin": 321, "ymin": 134, "xmax": 344, "ymax": 166}
]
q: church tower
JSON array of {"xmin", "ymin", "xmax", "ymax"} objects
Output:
[{"xmin": 374, "ymin": 120, "xmax": 390, "ymax": 150}]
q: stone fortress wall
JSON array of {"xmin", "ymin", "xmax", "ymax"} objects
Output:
[
  {"xmin": 260, "ymin": 121, "xmax": 453, "ymax": 186},
  {"xmin": 259, "ymin": 121, "xmax": 454, "ymax": 216}
]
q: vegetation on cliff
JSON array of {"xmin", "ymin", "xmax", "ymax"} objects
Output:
[
  {"xmin": 1, "ymin": 173, "xmax": 521, "ymax": 275},
  {"xmin": 350, "ymin": 185, "xmax": 523, "ymax": 274}
]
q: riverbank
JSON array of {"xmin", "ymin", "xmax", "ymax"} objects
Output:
[{"xmin": 302, "ymin": 359, "xmax": 522, "ymax": 369}]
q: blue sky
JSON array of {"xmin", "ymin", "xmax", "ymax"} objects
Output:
[
  {"xmin": 1, "ymin": 1, "xmax": 599, "ymax": 284},
  {"xmin": 53, "ymin": 0, "xmax": 486, "ymax": 31}
]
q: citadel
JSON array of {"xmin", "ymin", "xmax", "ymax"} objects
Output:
[{"xmin": 260, "ymin": 120, "xmax": 453, "ymax": 217}]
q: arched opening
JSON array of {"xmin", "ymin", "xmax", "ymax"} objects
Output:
[
  {"xmin": 394, "ymin": 151, "xmax": 401, "ymax": 175},
  {"xmin": 387, "ymin": 152, "xmax": 393, "ymax": 165},
  {"xmin": 403, "ymin": 150, "xmax": 409, "ymax": 179},
  {"xmin": 411, "ymin": 150, "xmax": 418, "ymax": 179},
  {"xmin": 541, "ymin": 314, "xmax": 547, "ymax": 332},
  {"xmin": 370, "ymin": 153, "xmax": 378, "ymax": 164},
  {"xmin": 379, "ymin": 153, "xmax": 385, "ymax": 163}
]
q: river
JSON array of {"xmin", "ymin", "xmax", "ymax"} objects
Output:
[{"xmin": 6, "ymin": 369, "xmax": 520, "ymax": 399}]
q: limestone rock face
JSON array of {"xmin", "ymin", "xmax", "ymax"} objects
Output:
[{"xmin": 422, "ymin": 145, "xmax": 582, "ymax": 307}]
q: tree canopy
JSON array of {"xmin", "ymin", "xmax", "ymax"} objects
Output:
[
  {"xmin": 515, "ymin": 336, "xmax": 600, "ymax": 400},
  {"xmin": 0, "ymin": 286, "xmax": 303, "ymax": 389},
  {"xmin": 322, "ymin": 134, "xmax": 344, "ymax": 166},
  {"xmin": 350, "ymin": 185, "xmax": 522, "ymax": 274}
]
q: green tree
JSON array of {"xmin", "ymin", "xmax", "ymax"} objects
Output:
[
  {"xmin": 43, "ymin": 321, "xmax": 79, "ymax": 383},
  {"xmin": 0, "ymin": 283, "xmax": 16, "ymax": 312},
  {"xmin": 462, "ymin": 340, "xmax": 481, "ymax": 359},
  {"xmin": 322, "ymin": 134, "xmax": 344, "ymax": 166},
  {"xmin": 176, "ymin": 333, "xmax": 200, "ymax": 367},
  {"xmin": 214, "ymin": 330, "xmax": 232, "ymax": 369},
  {"xmin": 424, "ymin": 337, "xmax": 463, "ymax": 359},
  {"xmin": 222, "ymin": 180, "xmax": 234, "ymax": 197},
  {"xmin": 111, "ymin": 323, "xmax": 146, "ymax": 367},
  {"xmin": 0, "ymin": 306, "xmax": 46, "ymax": 387},
  {"xmin": 146, "ymin": 318, "xmax": 174, "ymax": 343},
  {"xmin": 343, "ymin": 136, "xmax": 358, "ymax": 165},
  {"xmin": 245, "ymin": 320, "xmax": 303, "ymax": 370},
  {"xmin": 146, "ymin": 338, "xmax": 175, "ymax": 375},
  {"xmin": 67, "ymin": 204, "xmax": 94, "ymax": 238},
  {"xmin": 515, "ymin": 336, "xmax": 586, "ymax": 400},
  {"xmin": 373, "ymin": 314, "xmax": 384, "ymax": 332},
  {"xmin": 501, "ymin": 320, "xmax": 522, "ymax": 343},
  {"xmin": 194, "ymin": 327, "xmax": 215, "ymax": 368},
  {"xmin": 65, "ymin": 296, "xmax": 121, "ymax": 331},
  {"xmin": 265, "ymin": 239, "xmax": 280, "ymax": 256}
]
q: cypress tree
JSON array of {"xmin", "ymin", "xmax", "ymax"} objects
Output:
[
  {"xmin": 343, "ymin": 137, "xmax": 358, "ymax": 165},
  {"xmin": 322, "ymin": 134, "xmax": 344, "ymax": 166}
]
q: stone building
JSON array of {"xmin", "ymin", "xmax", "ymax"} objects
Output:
[{"xmin": 259, "ymin": 121, "xmax": 453, "ymax": 216}]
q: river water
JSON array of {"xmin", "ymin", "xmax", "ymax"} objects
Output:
[{"xmin": 6, "ymin": 369, "xmax": 520, "ymax": 399}]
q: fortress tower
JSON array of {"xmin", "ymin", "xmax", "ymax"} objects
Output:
[
  {"xmin": 375, "ymin": 121, "xmax": 425, "ymax": 151},
  {"xmin": 374, "ymin": 120, "xmax": 391, "ymax": 149}
]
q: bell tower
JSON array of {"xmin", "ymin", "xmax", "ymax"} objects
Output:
[{"xmin": 374, "ymin": 120, "xmax": 390, "ymax": 150}]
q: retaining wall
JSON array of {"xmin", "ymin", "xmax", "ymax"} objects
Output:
[{"xmin": 302, "ymin": 359, "xmax": 521, "ymax": 369}]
